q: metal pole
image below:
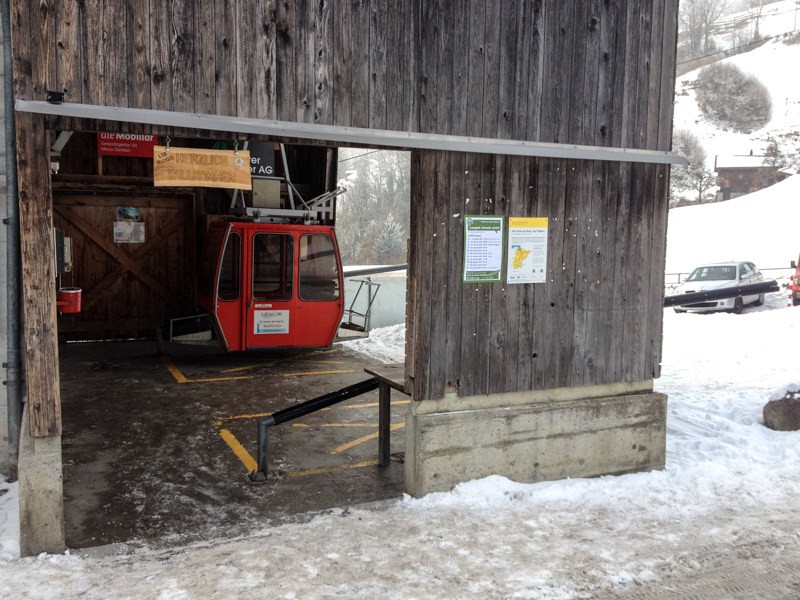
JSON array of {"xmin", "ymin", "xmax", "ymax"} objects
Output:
[
  {"xmin": 270, "ymin": 378, "xmax": 379, "ymax": 425},
  {"xmin": 2, "ymin": 0, "xmax": 22, "ymax": 482},
  {"xmin": 249, "ymin": 416, "xmax": 274, "ymax": 483}
]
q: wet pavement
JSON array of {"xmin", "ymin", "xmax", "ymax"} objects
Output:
[{"xmin": 59, "ymin": 340, "xmax": 407, "ymax": 551}]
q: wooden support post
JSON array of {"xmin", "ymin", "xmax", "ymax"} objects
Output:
[
  {"xmin": 15, "ymin": 111, "xmax": 62, "ymax": 437},
  {"xmin": 365, "ymin": 364, "xmax": 410, "ymax": 467},
  {"xmin": 378, "ymin": 381, "xmax": 390, "ymax": 467}
]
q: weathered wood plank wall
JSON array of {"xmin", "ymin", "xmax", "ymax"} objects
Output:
[
  {"xmin": 11, "ymin": 1, "xmax": 675, "ymax": 149},
  {"xmin": 409, "ymin": 156, "xmax": 671, "ymax": 398},
  {"xmin": 11, "ymin": 0, "xmax": 679, "ymax": 406}
]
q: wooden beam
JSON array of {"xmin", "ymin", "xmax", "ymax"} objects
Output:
[{"xmin": 15, "ymin": 111, "xmax": 62, "ymax": 437}]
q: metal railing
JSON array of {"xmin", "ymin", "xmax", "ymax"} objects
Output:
[{"xmin": 249, "ymin": 378, "xmax": 380, "ymax": 482}]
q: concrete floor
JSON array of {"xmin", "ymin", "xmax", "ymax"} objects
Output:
[{"xmin": 59, "ymin": 340, "xmax": 407, "ymax": 551}]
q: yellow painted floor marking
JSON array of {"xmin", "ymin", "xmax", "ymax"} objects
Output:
[
  {"xmin": 285, "ymin": 460, "xmax": 379, "ymax": 478},
  {"xmin": 161, "ymin": 355, "xmax": 189, "ymax": 383},
  {"xmin": 214, "ymin": 411, "xmax": 273, "ymax": 425},
  {"xmin": 292, "ymin": 422, "xmax": 379, "ymax": 428},
  {"xmin": 331, "ymin": 423, "xmax": 405, "ymax": 455},
  {"xmin": 218, "ymin": 355, "xmax": 347, "ymax": 374},
  {"xmin": 216, "ymin": 423, "xmax": 400, "ymax": 477},
  {"xmin": 218, "ymin": 425, "xmax": 389, "ymax": 478},
  {"xmin": 162, "ymin": 353, "xmax": 356, "ymax": 384},
  {"xmin": 185, "ymin": 375, "xmax": 255, "ymax": 383},
  {"xmin": 221, "ymin": 363, "xmax": 269, "ymax": 374},
  {"xmin": 283, "ymin": 369, "xmax": 357, "ymax": 377},
  {"xmin": 299, "ymin": 359, "xmax": 350, "ymax": 365},
  {"xmin": 219, "ymin": 428, "xmax": 258, "ymax": 472}
]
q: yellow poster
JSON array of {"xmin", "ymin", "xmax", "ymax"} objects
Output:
[
  {"xmin": 153, "ymin": 146, "xmax": 252, "ymax": 190},
  {"xmin": 507, "ymin": 217, "xmax": 548, "ymax": 284}
]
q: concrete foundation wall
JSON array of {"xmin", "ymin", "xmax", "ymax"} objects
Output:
[
  {"xmin": 18, "ymin": 405, "xmax": 65, "ymax": 555},
  {"xmin": 405, "ymin": 385, "xmax": 667, "ymax": 496}
]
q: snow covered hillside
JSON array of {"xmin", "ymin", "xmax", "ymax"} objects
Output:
[
  {"xmin": 674, "ymin": 15, "xmax": 800, "ymax": 172},
  {"xmin": 669, "ymin": 1, "xmax": 800, "ymax": 275},
  {"xmin": 666, "ymin": 174, "xmax": 800, "ymax": 275}
]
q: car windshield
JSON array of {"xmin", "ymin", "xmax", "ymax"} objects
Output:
[{"xmin": 686, "ymin": 265, "xmax": 737, "ymax": 281}]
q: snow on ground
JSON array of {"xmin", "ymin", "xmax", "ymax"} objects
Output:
[
  {"xmin": 0, "ymin": 477, "xmax": 18, "ymax": 561},
  {"xmin": 1, "ymin": 184, "xmax": 800, "ymax": 597},
  {"xmin": 339, "ymin": 322, "xmax": 405, "ymax": 364},
  {"xmin": 0, "ymin": 293, "xmax": 798, "ymax": 598}
]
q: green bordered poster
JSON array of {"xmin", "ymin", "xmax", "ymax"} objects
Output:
[
  {"xmin": 507, "ymin": 217, "xmax": 548, "ymax": 284},
  {"xmin": 463, "ymin": 215, "xmax": 504, "ymax": 283}
]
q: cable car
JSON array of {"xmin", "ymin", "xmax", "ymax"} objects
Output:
[
  {"xmin": 160, "ymin": 144, "xmax": 392, "ymax": 352},
  {"xmin": 194, "ymin": 219, "xmax": 344, "ymax": 351}
]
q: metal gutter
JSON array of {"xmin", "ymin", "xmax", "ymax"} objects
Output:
[{"xmin": 15, "ymin": 100, "xmax": 687, "ymax": 166}]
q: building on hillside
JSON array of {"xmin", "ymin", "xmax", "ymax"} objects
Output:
[{"xmin": 715, "ymin": 153, "xmax": 791, "ymax": 201}]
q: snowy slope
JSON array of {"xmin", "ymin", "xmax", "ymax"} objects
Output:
[
  {"xmin": 673, "ymin": 33, "xmax": 800, "ymax": 171},
  {"xmin": 670, "ymin": 4, "xmax": 800, "ymax": 275},
  {"xmin": 666, "ymin": 174, "xmax": 800, "ymax": 275}
]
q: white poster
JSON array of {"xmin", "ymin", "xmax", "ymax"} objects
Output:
[
  {"xmin": 253, "ymin": 310, "xmax": 290, "ymax": 334},
  {"xmin": 113, "ymin": 221, "xmax": 145, "ymax": 244},
  {"xmin": 463, "ymin": 215, "xmax": 504, "ymax": 283},
  {"xmin": 506, "ymin": 217, "xmax": 548, "ymax": 284}
]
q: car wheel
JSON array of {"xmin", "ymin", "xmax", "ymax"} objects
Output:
[
  {"xmin": 732, "ymin": 297, "xmax": 744, "ymax": 314},
  {"xmin": 755, "ymin": 294, "xmax": 764, "ymax": 306}
]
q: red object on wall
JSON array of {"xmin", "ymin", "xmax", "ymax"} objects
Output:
[
  {"xmin": 97, "ymin": 132, "xmax": 158, "ymax": 157},
  {"xmin": 57, "ymin": 287, "xmax": 82, "ymax": 313}
]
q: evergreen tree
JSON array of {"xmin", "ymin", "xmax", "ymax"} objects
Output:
[
  {"xmin": 671, "ymin": 129, "xmax": 717, "ymax": 204},
  {"xmin": 336, "ymin": 149, "xmax": 410, "ymax": 265},
  {"xmin": 762, "ymin": 137, "xmax": 787, "ymax": 169}
]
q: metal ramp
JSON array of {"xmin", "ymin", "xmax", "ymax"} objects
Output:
[{"xmin": 336, "ymin": 278, "xmax": 382, "ymax": 340}]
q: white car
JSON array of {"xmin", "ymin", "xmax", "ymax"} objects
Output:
[{"xmin": 673, "ymin": 261, "xmax": 765, "ymax": 314}]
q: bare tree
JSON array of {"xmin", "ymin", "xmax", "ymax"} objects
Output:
[
  {"xmin": 680, "ymin": 0, "xmax": 728, "ymax": 58},
  {"xmin": 749, "ymin": 0, "xmax": 765, "ymax": 41}
]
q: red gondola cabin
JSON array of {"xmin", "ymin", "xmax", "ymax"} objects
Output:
[{"xmin": 197, "ymin": 220, "xmax": 344, "ymax": 351}]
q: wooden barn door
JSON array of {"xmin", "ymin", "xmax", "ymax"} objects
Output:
[{"xmin": 53, "ymin": 191, "xmax": 196, "ymax": 340}]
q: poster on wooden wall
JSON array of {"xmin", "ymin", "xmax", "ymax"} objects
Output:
[
  {"xmin": 506, "ymin": 217, "xmax": 548, "ymax": 284},
  {"xmin": 153, "ymin": 146, "xmax": 252, "ymax": 190},
  {"xmin": 113, "ymin": 206, "xmax": 145, "ymax": 243},
  {"xmin": 463, "ymin": 216, "xmax": 504, "ymax": 283}
]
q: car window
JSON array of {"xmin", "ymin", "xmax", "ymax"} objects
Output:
[
  {"xmin": 688, "ymin": 265, "xmax": 736, "ymax": 281},
  {"xmin": 740, "ymin": 263, "xmax": 752, "ymax": 277}
]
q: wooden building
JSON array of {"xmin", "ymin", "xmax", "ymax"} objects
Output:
[
  {"xmin": 5, "ymin": 1, "xmax": 682, "ymax": 554},
  {"xmin": 714, "ymin": 154, "xmax": 788, "ymax": 201}
]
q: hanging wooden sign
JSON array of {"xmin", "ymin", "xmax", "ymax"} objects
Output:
[{"xmin": 153, "ymin": 146, "xmax": 252, "ymax": 190}]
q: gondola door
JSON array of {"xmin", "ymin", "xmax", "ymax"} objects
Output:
[
  {"xmin": 245, "ymin": 228, "xmax": 296, "ymax": 349},
  {"xmin": 197, "ymin": 222, "xmax": 244, "ymax": 351},
  {"xmin": 244, "ymin": 226, "xmax": 344, "ymax": 349}
]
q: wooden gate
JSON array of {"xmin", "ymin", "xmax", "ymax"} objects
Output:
[{"xmin": 53, "ymin": 190, "xmax": 196, "ymax": 340}]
